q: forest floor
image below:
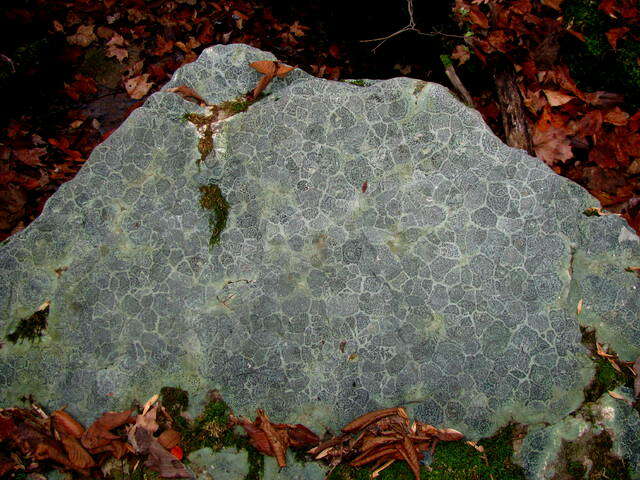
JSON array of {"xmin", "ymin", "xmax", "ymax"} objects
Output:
[{"xmin": 0, "ymin": 0, "xmax": 639, "ymax": 241}]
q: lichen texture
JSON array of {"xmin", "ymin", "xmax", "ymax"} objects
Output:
[{"xmin": 0, "ymin": 44, "xmax": 639, "ymax": 478}]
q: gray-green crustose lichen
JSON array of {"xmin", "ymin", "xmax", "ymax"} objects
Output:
[{"xmin": 0, "ymin": 44, "xmax": 639, "ymax": 479}]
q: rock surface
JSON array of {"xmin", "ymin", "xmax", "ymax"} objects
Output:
[{"xmin": 0, "ymin": 44, "xmax": 639, "ymax": 476}]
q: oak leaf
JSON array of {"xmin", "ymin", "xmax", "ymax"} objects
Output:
[
  {"xmin": 451, "ymin": 45, "xmax": 471, "ymax": 65},
  {"xmin": 106, "ymin": 34, "xmax": 128, "ymax": 62},
  {"xmin": 533, "ymin": 126, "xmax": 573, "ymax": 165},
  {"xmin": 124, "ymin": 74, "xmax": 153, "ymax": 99}
]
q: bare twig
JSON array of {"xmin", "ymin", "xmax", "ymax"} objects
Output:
[{"xmin": 360, "ymin": 0, "xmax": 464, "ymax": 52}]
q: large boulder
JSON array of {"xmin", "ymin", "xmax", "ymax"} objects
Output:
[{"xmin": 0, "ymin": 44, "xmax": 638, "ymax": 477}]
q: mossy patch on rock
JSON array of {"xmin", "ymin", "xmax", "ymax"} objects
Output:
[
  {"xmin": 6, "ymin": 303, "xmax": 49, "ymax": 344},
  {"xmin": 198, "ymin": 184, "xmax": 229, "ymax": 247}
]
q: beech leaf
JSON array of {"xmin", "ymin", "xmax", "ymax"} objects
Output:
[{"xmin": 52, "ymin": 410, "xmax": 85, "ymax": 439}]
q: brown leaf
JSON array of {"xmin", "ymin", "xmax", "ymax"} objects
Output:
[
  {"xmin": 81, "ymin": 410, "xmax": 133, "ymax": 450},
  {"xmin": 236, "ymin": 416, "xmax": 274, "ymax": 455},
  {"xmin": 541, "ymin": 0, "xmax": 564, "ymax": 10},
  {"xmin": 350, "ymin": 445, "xmax": 401, "ymax": 467},
  {"xmin": 166, "ymin": 86, "xmax": 207, "ymax": 106},
  {"xmin": 606, "ymin": 27, "xmax": 630, "ymax": 49},
  {"xmin": 342, "ymin": 407, "xmax": 407, "ymax": 433},
  {"xmin": 435, "ymin": 428, "xmax": 464, "ymax": 442},
  {"xmin": 285, "ymin": 424, "xmax": 319, "ymax": 448},
  {"xmin": 0, "ymin": 415, "xmax": 17, "ymax": 441},
  {"xmin": 533, "ymin": 126, "xmax": 573, "ymax": 165},
  {"xmin": 144, "ymin": 439, "xmax": 192, "ymax": 478},
  {"xmin": 400, "ymin": 436, "xmax": 421, "ymax": 480},
  {"xmin": 106, "ymin": 34, "xmax": 128, "ymax": 62},
  {"xmin": 158, "ymin": 429, "xmax": 181, "ymax": 450},
  {"xmin": 543, "ymin": 90, "xmax": 574, "ymax": 107},
  {"xmin": 89, "ymin": 439, "xmax": 131, "ymax": 459},
  {"xmin": 250, "ymin": 60, "xmax": 278, "ymax": 76},
  {"xmin": 604, "ymin": 106, "xmax": 630, "ymax": 126},
  {"xmin": 596, "ymin": 342, "xmax": 615, "ymax": 358},
  {"xmin": 468, "ymin": 7, "xmax": 489, "ymax": 29},
  {"xmin": 257, "ymin": 410, "xmax": 288, "ymax": 468},
  {"xmin": 60, "ymin": 433, "xmax": 96, "ymax": 470},
  {"xmin": 14, "ymin": 148, "xmax": 47, "ymax": 167},
  {"xmin": 451, "ymin": 45, "xmax": 471, "ymax": 65},
  {"xmin": 52, "ymin": 410, "xmax": 85, "ymax": 439},
  {"xmin": 67, "ymin": 24, "xmax": 97, "ymax": 47},
  {"xmin": 124, "ymin": 74, "xmax": 153, "ymax": 100},
  {"xmin": 275, "ymin": 63, "xmax": 294, "ymax": 78},
  {"xmin": 251, "ymin": 72, "xmax": 275, "ymax": 99}
]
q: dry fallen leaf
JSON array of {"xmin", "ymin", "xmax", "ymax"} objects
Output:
[
  {"xmin": 106, "ymin": 34, "xmax": 128, "ymax": 62},
  {"xmin": 67, "ymin": 24, "xmax": 97, "ymax": 47},
  {"xmin": 533, "ymin": 126, "xmax": 573, "ymax": 166},
  {"xmin": 166, "ymin": 85, "xmax": 208, "ymax": 106},
  {"xmin": 451, "ymin": 45, "xmax": 471, "ymax": 65},
  {"xmin": 52, "ymin": 410, "xmax": 85, "ymax": 439},
  {"xmin": 81, "ymin": 410, "xmax": 133, "ymax": 451},
  {"xmin": 543, "ymin": 89, "xmax": 574, "ymax": 107},
  {"xmin": 124, "ymin": 74, "xmax": 153, "ymax": 100},
  {"xmin": 249, "ymin": 60, "xmax": 294, "ymax": 98}
]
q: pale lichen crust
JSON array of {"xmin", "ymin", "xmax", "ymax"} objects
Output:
[{"xmin": 0, "ymin": 44, "xmax": 639, "ymax": 478}]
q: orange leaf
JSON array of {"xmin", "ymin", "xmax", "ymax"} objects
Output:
[
  {"xmin": 543, "ymin": 90, "xmax": 574, "ymax": 107},
  {"xmin": 250, "ymin": 60, "xmax": 278, "ymax": 76},
  {"xmin": 124, "ymin": 74, "xmax": 153, "ymax": 100},
  {"xmin": 604, "ymin": 106, "xmax": 630, "ymax": 126},
  {"xmin": 606, "ymin": 27, "xmax": 630, "ymax": 49},
  {"xmin": 60, "ymin": 433, "xmax": 96, "ymax": 470},
  {"xmin": 52, "ymin": 410, "xmax": 85, "ymax": 439},
  {"xmin": 451, "ymin": 45, "xmax": 471, "ymax": 65},
  {"xmin": 533, "ymin": 126, "xmax": 573, "ymax": 165},
  {"xmin": 158, "ymin": 429, "xmax": 181, "ymax": 450}
]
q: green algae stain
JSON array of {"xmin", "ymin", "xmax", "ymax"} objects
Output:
[
  {"xmin": 6, "ymin": 304, "xmax": 49, "ymax": 344},
  {"xmin": 199, "ymin": 184, "xmax": 229, "ymax": 247}
]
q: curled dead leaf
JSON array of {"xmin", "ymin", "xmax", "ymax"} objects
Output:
[
  {"xmin": 342, "ymin": 407, "xmax": 407, "ymax": 433},
  {"xmin": 52, "ymin": 410, "xmax": 85, "ymax": 439},
  {"xmin": 158, "ymin": 429, "xmax": 181, "ymax": 450}
]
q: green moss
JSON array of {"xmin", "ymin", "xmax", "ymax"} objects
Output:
[
  {"xmin": 198, "ymin": 184, "xmax": 229, "ymax": 247},
  {"xmin": 348, "ymin": 80, "xmax": 367, "ymax": 87},
  {"xmin": 160, "ymin": 386, "xmax": 189, "ymax": 418},
  {"xmin": 580, "ymin": 327, "xmax": 630, "ymax": 402},
  {"xmin": 327, "ymin": 425, "xmax": 525, "ymax": 480},
  {"xmin": 326, "ymin": 464, "xmax": 373, "ymax": 480},
  {"xmin": 221, "ymin": 98, "xmax": 252, "ymax": 113},
  {"xmin": 6, "ymin": 304, "xmax": 49, "ymax": 344},
  {"xmin": 562, "ymin": 0, "xmax": 640, "ymax": 107}
]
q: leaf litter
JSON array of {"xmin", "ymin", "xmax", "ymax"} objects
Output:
[{"xmin": 0, "ymin": 392, "xmax": 467, "ymax": 479}]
